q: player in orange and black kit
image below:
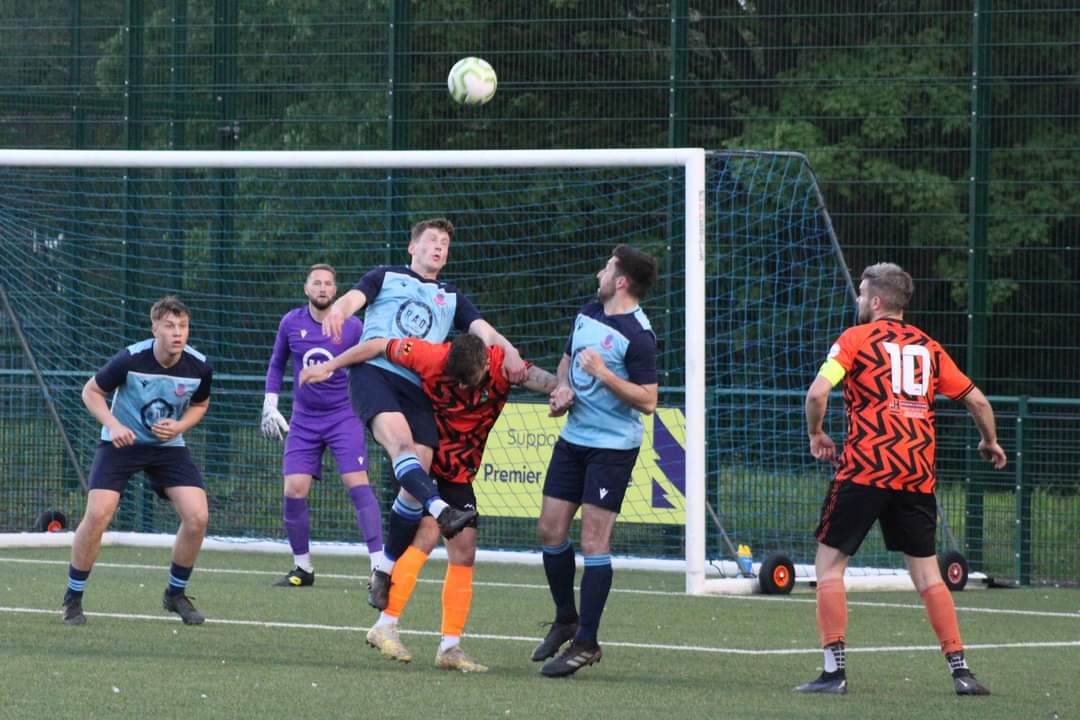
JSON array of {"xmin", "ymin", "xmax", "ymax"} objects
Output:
[
  {"xmin": 798, "ymin": 262, "xmax": 1006, "ymax": 697},
  {"xmin": 300, "ymin": 333, "xmax": 556, "ymax": 671}
]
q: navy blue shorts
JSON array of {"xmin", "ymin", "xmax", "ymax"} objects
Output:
[
  {"xmin": 815, "ymin": 480, "xmax": 938, "ymax": 558},
  {"xmin": 542, "ymin": 438, "xmax": 639, "ymax": 513},
  {"xmin": 348, "ymin": 363, "xmax": 437, "ymax": 449},
  {"xmin": 88, "ymin": 443, "xmax": 206, "ymax": 499}
]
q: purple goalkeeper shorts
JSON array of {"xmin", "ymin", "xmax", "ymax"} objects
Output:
[{"xmin": 283, "ymin": 406, "xmax": 369, "ymax": 479}]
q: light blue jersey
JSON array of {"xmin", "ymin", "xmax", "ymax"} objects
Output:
[
  {"xmin": 95, "ymin": 339, "xmax": 213, "ymax": 447},
  {"xmin": 354, "ymin": 265, "xmax": 480, "ymax": 385},
  {"xmin": 561, "ymin": 301, "xmax": 658, "ymax": 450}
]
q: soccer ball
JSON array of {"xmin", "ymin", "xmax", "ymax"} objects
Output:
[{"xmin": 447, "ymin": 57, "xmax": 497, "ymax": 106}]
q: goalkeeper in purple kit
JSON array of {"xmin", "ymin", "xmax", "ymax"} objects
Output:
[{"xmin": 261, "ymin": 264, "xmax": 384, "ymax": 586}]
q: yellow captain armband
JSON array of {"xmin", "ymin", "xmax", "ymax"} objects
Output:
[{"xmin": 818, "ymin": 358, "xmax": 846, "ymax": 387}]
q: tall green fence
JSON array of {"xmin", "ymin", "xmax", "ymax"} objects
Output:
[{"xmin": 0, "ymin": 1, "xmax": 1076, "ymax": 584}]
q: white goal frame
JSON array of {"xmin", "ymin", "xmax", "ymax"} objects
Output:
[{"xmin": 0, "ymin": 148, "xmax": 710, "ymax": 594}]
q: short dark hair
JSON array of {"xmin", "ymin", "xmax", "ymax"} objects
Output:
[
  {"xmin": 613, "ymin": 245, "xmax": 658, "ymax": 299},
  {"xmin": 307, "ymin": 263, "xmax": 336, "ymax": 280},
  {"xmin": 861, "ymin": 262, "xmax": 914, "ymax": 312},
  {"xmin": 411, "ymin": 218, "xmax": 455, "ymax": 243},
  {"xmin": 150, "ymin": 295, "xmax": 190, "ymax": 323},
  {"xmin": 444, "ymin": 334, "xmax": 488, "ymax": 386}
]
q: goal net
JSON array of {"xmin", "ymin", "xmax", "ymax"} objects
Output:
[{"xmin": 0, "ymin": 148, "xmax": 861, "ymax": 593}]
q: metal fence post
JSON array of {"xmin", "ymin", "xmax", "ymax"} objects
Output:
[
  {"xmin": 1014, "ymin": 395, "xmax": 1030, "ymax": 584},
  {"xmin": 964, "ymin": 0, "xmax": 992, "ymax": 567}
]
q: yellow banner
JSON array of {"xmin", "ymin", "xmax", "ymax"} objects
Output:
[{"xmin": 474, "ymin": 403, "xmax": 686, "ymax": 524}]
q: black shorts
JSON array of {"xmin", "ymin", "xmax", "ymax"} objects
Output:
[
  {"xmin": 348, "ymin": 363, "xmax": 437, "ymax": 449},
  {"xmin": 423, "ymin": 478, "xmax": 480, "ymax": 530},
  {"xmin": 88, "ymin": 443, "xmax": 206, "ymax": 500},
  {"xmin": 542, "ymin": 438, "xmax": 639, "ymax": 514},
  {"xmin": 815, "ymin": 479, "xmax": 937, "ymax": 558}
]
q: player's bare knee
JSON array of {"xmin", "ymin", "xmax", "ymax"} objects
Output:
[
  {"xmin": 384, "ymin": 439, "xmax": 418, "ymax": 460},
  {"xmin": 537, "ymin": 516, "xmax": 567, "ymax": 546},
  {"xmin": 413, "ymin": 518, "xmax": 440, "ymax": 553},
  {"xmin": 81, "ymin": 504, "xmax": 115, "ymax": 532},
  {"xmin": 446, "ymin": 528, "xmax": 477, "ymax": 565},
  {"xmin": 905, "ymin": 555, "xmax": 942, "ymax": 592},
  {"xmin": 181, "ymin": 509, "xmax": 209, "ymax": 535},
  {"xmin": 579, "ymin": 536, "xmax": 610, "ymax": 556}
]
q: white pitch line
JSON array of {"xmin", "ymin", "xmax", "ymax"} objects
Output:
[
  {"xmin": 714, "ymin": 592, "xmax": 1080, "ymax": 619},
  {"xmin": 3, "ymin": 556, "xmax": 1078, "ymax": 619},
  {"xmin": 2, "ymin": 606, "xmax": 1078, "ymax": 656}
]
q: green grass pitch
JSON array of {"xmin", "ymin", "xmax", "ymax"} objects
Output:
[{"xmin": 0, "ymin": 546, "xmax": 1077, "ymax": 719}]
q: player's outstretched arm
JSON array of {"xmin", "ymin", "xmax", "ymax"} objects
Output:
[
  {"xmin": 805, "ymin": 374, "xmax": 837, "ymax": 463},
  {"xmin": 521, "ymin": 365, "xmax": 558, "ymax": 395},
  {"xmin": 961, "ymin": 387, "xmax": 1007, "ymax": 469},
  {"xmin": 468, "ymin": 318, "xmax": 527, "ymax": 383},
  {"xmin": 298, "ymin": 338, "xmax": 389, "ymax": 387},
  {"xmin": 323, "ymin": 288, "xmax": 368, "ymax": 341},
  {"xmin": 82, "ymin": 377, "xmax": 136, "ymax": 448}
]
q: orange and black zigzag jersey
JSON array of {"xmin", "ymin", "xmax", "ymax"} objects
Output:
[
  {"xmin": 826, "ymin": 319, "xmax": 974, "ymax": 493},
  {"xmin": 386, "ymin": 338, "xmax": 514, "ymax": 485}
]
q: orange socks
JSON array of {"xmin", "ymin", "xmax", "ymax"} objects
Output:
[
  {"xmin": 441, "ymin": 563, "xmax": 474, "ymax": 638},
  {"xmin": 816, "ymin": 577, "xmax": 848, "ymax": 646},
  {"xmin": 921, "ymin": 582, "xmax": 963, "ymax": 654},
  {"xmin": 385, "ymin": 546, "xmax": 429, "ymax": 618},
  {"xmin": 384, "ymin": 552, "xmax": 474, "ymax": 639}
]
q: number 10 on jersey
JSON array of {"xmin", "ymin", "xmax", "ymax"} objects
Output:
[{"xmin": 882, "ymin": 341, "xmax": 930, "ymax": 397}]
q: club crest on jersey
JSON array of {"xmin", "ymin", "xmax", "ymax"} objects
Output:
[
  {"xmin": 434, "ymin": 292, "xmax": 446, "ymax": 306},
  {"xmin": 570, "ymin": 348, "xmax": 597, "ymax": 391},
  {"xmin": 395, "ymin": 300, "xmax": 434, "ymax": 338},
  {"xmin": 174, "ymin": 384, "xmax": 187, "ymax": 397},
  {"xmin": 140, "ymin": 398, "xmax": 173, "ymax": 431},
  {"xmin": 601, "ymin": 334, "xmax": 614, "ymax": 350},
  {"xmin": 300, "ymin": 329, "xmax": 308, "ymax": 339}
]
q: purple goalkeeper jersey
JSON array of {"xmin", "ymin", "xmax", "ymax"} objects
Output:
[{"xmin": 264, "ymin": 306, "xmax": 362, "ymax": 414}]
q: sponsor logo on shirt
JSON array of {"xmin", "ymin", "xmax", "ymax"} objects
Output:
[{"xmin": 302, "ymin": 347, "xmax": 334, "ymax": 368}]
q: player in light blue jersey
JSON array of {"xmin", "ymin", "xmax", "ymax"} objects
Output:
[
  {"xmin": 322, "ymin": 217, "xmax": 527, "ymax": 609},
  {"xmin": 62, "ymin": 296, "xmax": 213, "ymax": 626},
  {"xmin": 533, "ymin": 245, "xmax": 659, "ymax": 677},
  {"xmin": 261, "ymin": 264, "xmax": 382, "ymax": 588}
]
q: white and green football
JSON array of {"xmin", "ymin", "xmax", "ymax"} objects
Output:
[{"xmin": 447, "ymin": 57, "xmax": 497, "ymax": 106}]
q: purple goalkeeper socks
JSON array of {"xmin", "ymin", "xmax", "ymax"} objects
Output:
[
  {"xmin": 283, "ymin": 496, "xmax": 311, "ymax": 556},
  {"xmin": 348, "ymin": 484, "xmax": 384, "ymax": 555}
]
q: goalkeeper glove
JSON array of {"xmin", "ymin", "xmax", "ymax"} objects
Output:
[{"xmin": 260, "ymin": 393, "xmax": 290, "ymax": 440}]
